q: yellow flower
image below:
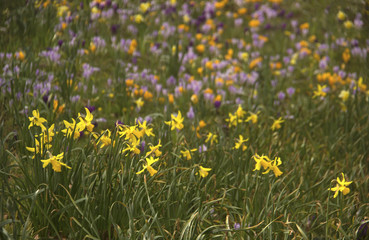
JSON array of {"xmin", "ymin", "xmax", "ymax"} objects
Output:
[
  {"xmin": 328, "ymin": 173, "xmax": 352, "ymax": 198},
  {"xmin": 41, "ymin": 152, "xmax": 71, "ymax": 172},
  {"xmin": 225, "ymin": 113, "xmax": 238, "ymax": 127},
  {"xmin": 145, "ymin": 140, "xmax": 162, "ymax": 157},
  {"xmin": 134, "ymin": 14, "xmax": 144, "ymax": 23},
  {"xmin": 78, "ymin": 107, "xmax": 94, "ymax": 132},
  {"xmin": 138, "ymin": 120, "xmax": 155, "ymax": 137},
  {"xmin": 135, "ymin": 98, "xmax": 144, "ymax": 109},
  {"xmin": 271, "ymin": 117, "xmax": 284, "ymax": 131},
  {"xmin": 313, "ymin": 84, "xmax": 327, "ymax": 98},
  {"xmin": 233, "ymin": 135, "xmax": 248, "ymax": 151},
  {"xmin": 198, "ymin": 166, "xmax": 211, "ymax": 178},
  {"xmin": 262, "ymin": 157, "xmax": 283, "ymax": 177},
  {"xmin": 28, "ymin": 110, "xmax": 47, "ymax": 131},
  {"xmin": 337, "ymin": 11, "xmax": 346, "ymax": 21},
  {"xmin": 35, "ymin": 124, "xmax": 55, "ymax": 144},
  {"xmin": 344, "ymin": 20, "xmax": 353, "ymax": 29},
  {"xmin": 139, "ymin": 2, "xmax": 150, "ymax": 12},
  {"xmin": 252, "ymin": 154, "xmax": 271, "ymax": 172},
  {"xmin": 93, "ymin": 129, "xmax": 112, "ymax": 148},
  {"xmin": 136, "ymin": 156, "xmax": 159, "ymax": 176},
  {"xmin": 339, "ymin": 90, "xmax": 350, "ymax": 102},
  {"xmin": 196, "ymin": 44, "xmax": 205, "ymax": 54},
  {"xmin": 61, "ymin": 118, "xmax": 84, "ymax": 139},
  {"xmin": 26, "ymin": 139, "xmax": 52, "ymax": 158},
  {"xmin": 165, "ymin": 111, "xmax": 184, "ymax": 131},
  {"xmin": 205, "ymin": 132, "xmax": 218, "ymax": 146},
  {"xmin": 245, "ymin": 111, "xmax": 259, "ymax": 124},
  {"xmin": 235, "ymin": 105, "xmax": 246, "ymax": 119},
  {"xmin": 180, "ymin": 148, "xmax": 197, "ymax": 160},
  {"xmin": 252, "ymin": 154, "xmax": 283, "ymax": 177}
]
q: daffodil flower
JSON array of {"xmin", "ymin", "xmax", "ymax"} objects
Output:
[
  {"xmin": 41, "ymin": 152, "xmax": 71, "ymax": 172},
  {"xmin": 205, "ymin": 132, "xmax": 218, "ymax": 146},
  {"xmin": 328, "ymin": 173, "xmax": 352, "ymax": 198},
  {"xmin": 271, "ymin": 117, "xmax": 284, "ymax": 131},
  {"xmin": 28, "ymin": 110, "xmax": 47, "ymax": 131},
  {"xmin": 198, "ymin": 166, "xmax": 211, "ymax": 178},
  {"xmin": 78, "ymin": 108, "xmax": 94, "ymax": 132},
  {"xmin": 233, "ymin": 135, "xmax": 248, "ymax": 151},
  {"xmin": 180, "ymin": 148, "xmax": 197, "ymax": 160},
  {"xmin": 145, "ymin": 140, "xmax": 162, "ymax": 157},
  {"xmin": 165, "ymin": 111, "xmax": 184, "ymax": 131},
  {"xmin": 136, "ymin": 156, "xmax": 159, "ymax": 176}
]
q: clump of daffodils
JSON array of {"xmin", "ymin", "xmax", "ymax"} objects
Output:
[{"xmin": 252, "ymin": 154, "xmax": 283, "ymax": 177}]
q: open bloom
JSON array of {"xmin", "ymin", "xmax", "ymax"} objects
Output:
[
  {"xmin": 198, "ymin": 166, "xmax": 211, "ymax": 178},
  {"xmin": 41, "ymin": 152, "xmax": 71, "ymax": 172},
  {"xmin": 180, "ymin": 148, "xmax": 197, "ymax": 160},
  {"xmin": 165, "ymin": 111, "xmax": 184, "ymax": 131},
  {"xmin": 28, "ymin": 110, "xmax": 47, "ymax": 131},
  {"xmin": 136, "ymin": 156, "xmax": 159, "ymax": 176},
  {"xmin": 271, "ymin": 117, "xmax": 284, "ymax": 131},
  {"xmin": 233, "ymin": 135, "xmax": 248, "ymax": 151},
  {"xmin": 78, "ymin": 107, "xmax": 94, "ymax": 132},
  {"xmin": 145, "ymin": 140, "xmax": 162, "ymax": 157},
  {"xmin": 328, "ymin": 173, "xmax": 352, "ymax": 198},
  {"xmin": 252, "ymin": 154, "xmax": 283, "ymax": 177}
]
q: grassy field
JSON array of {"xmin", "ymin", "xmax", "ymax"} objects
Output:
[{"xmin": 1, "ymin": 0, "xmax": 369, "ymax": 239}]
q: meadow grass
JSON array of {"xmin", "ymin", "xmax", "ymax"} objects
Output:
[{"xmin": 1, "ymin": 0, "xmax": 369, "ymax": 239}]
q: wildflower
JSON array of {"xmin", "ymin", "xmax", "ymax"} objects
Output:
[
  {"xmin": 233, "ymin": 135, "xmax": 248, "ymax": 151},
  {"xmin": 78, "ymin": 107, "xmax": 94, "ymax": 132},
  {"xmin": 16, "ymin": 51, "xmax": 25, "ymax": 61},
  {"xmin": 122, "ymin": 140, "xmax": 141, "ymax": 155},
  {"xmin": 245, "ymin": 111, "xmax": 259, "ymax": 124},
  {"xmin": 328, "ymin": 173, "xmax": 352, "ymax": 198},
  {"xmin": 139, "ymin": 2, "xmax": 150, "ymax": 13},
  {"xmin": 145, "ymin": 140, "xmax": 162, "ymax": 157},
  {"xmin": 198, "ymin": 166, "xmax": 211, "ymax": 178},
  {"xmin": 93, "ymin": 130, "xmax": 112, "ymax": 148},
  {"xmin": 134, "ymin": 14, "xmax": 144, "ymax": 23},
  {"xmin": 344, "ymin": 20, "xmax": 353, "ymax": 29},
  {"xmin": 263, "ymin": 157, "xmax": 283, "ymax": 177},
  {"xmin": 249, "ymin": 19, "xmax": 260, "ymax": 28},
  {"xmin": 138, "ymin": 120, "xmax": 155, "ymax": 137},
  {"xmin": 28, "ymin": 110, "xmax": 47, "ymax": 131},
  {"xmin": 235, "ymin": 105, "xmax": 246, "ymax": 119},
  {"xmin": 118, "ymin": 125, "xmax": 142, "ymax": 145},
  {"xmin": 61, "ymin": 118, "xmax": 83, "ymax": 139},
  {"xmin": 205, "ymin": 132, "xmax": 218, "ymax": 145},
  {"xmin": 36, "ymin": 124, "xmax": 55, "ymax": 144},
  {"xmin": 136, "ymin": 156, "xmax": 159, "ymax": 176},
  {"xmin": 41, "ymin": 152, "xmax": 71, "ymax": 172},
  {"xmin": 135, "ymin": 98, "xmax": 144, "ymax": 109},
  {"xmin": 225, "ymin": 113, "xmax": 238, "ymax": 127},
  {"xmin": 339, "ymin": 90, "xmax": 350, "ymax": 102},
  {"xmin": 313, "ymin": 84, "xmax": 327, "ymax": 98},
  {"xmin": 165, "ymin": 111, "xmax": 184, "ymax": 131},
  {"xmin": 26, "ymin": 139, "xmax": 51, "ymax": 158},
  {"xmin": 337, "ymin": 11, "xmax": 346, "ymax": 21},
  {"xmin": 196, "ymin": 44, "xmax": 205, "ymax": 54},
  {"xmin": 271, "ymin": 117, "xmax": 284, "ymax": 131},
  {"xmin": 252, "ymin": 154, "xmax": 271, "ymax": 172},
  {"xmin": 191, "ymin": 94, "xmax": 198, "ymax": 104},
  {"xmin": 180, "ymin": 148, "xmax": 197, "ymax": 160}
]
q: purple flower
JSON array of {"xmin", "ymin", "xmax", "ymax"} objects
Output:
[
  {"xmin": 234, "ymin": 223, "xmax": 241, "ymax": 230},
  {"xmin": 186, "ymin": 106, "xmax": 195, "ymax": 119},
  {"xmin": 278, "ymin": 91, "xmax": 286, "ymax": 101},
  {"xmin": 287, "ymin": 87, "xmax": 295, "ymax": 97}
]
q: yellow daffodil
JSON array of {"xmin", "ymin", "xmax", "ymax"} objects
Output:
[
  {"xmin": 262, "ymin": 157, "xmax": 283, "ymax": 177},
  {"xmin": 245, "ymin": 111, "xmax": 259, "ymax": 124},
  {"xmin": 145, "ymin": 140, "xmax": 162, "ymax": 157},
  {"xmin": 136, "ymin": 156, "xmax": 159, "ymax": 176},
  {"xmin": 26, "ymin": 139, "xmax": 51, "ymax": 158},
  {"xmin": 61, "ymin": 118, "xmax": 84, "ymax": 139},
  {"xmin": 198, "ymin": 166, "xmax": 211, "ymax": 178},
  {"xmin": 271, "ymin": 117, "xmax": 284, "ymax": 131},
  {"xmin": 328, "ymin": 173, "xmax": 352, "ymax": 198},
  {"xmin": 252, "ymin": 154, "xmax": 271, "ymax": 172},
  {"xmin": 41, "ymin": 152, "xmax": 71, "ymax": 172},
  {"xmin": 180, "ymin": 148, "xmax": 197, "ymax": 160},
  {"xmin": 313, "ymin": 84, "xmax": 327, "ymax": 98},
  {"xmin": 339, "ymin": 90, "xmax": 350, "ymax": 102},
  {"xmin": 252, "ymin": 154, "xmax": 283, "ymax": 177},
  {"xmin": 93, "ymin": 130, "xmax": 112, "ymax": 148},
  {"xmin": 78, "ymin": 108, "xmax": 94, "ymax": 132},
  {"xmin": 138, "ymin": 120, "xmax": 155, "ymax": 137},
  {"xmin": 233, "ymin": 135, "xmax": 248, "ymax": 151},
  {"xmin": 28, "ymin": 110, "xmax": 47, "ymax": 131},
  {"xmin": 165, "ymin": 111, "xmax": 184, "ymax": 131},
  {"xmin": 236, "ymin": 105, "xmax": 246, "ymax": 119},
  {"xmin": 225, "ymin": 113, "xmax": 238, "ymax": 127},
  {"xmin": 205, "ymin": 132, "xmax": 218, "ymax": 146}
]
